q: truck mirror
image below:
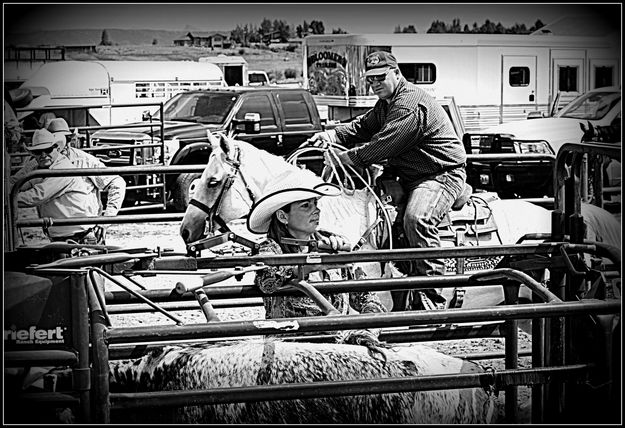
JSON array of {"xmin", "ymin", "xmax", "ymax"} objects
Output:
[
  {"xmin": 526, "ymin": 111, "xmax": 543, "ymax": 120},
  {"xmin": 142, "ymin": 110, "xmax": 153, "ymax": 121},
  {"xmin": 243, "ymin": 112, "xmax": 261, "ymax": 134}
]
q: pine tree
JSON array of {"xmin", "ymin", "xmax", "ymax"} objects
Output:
[{"xmin": 100, "ymin": 29, "xmax": 112, "ymax": 46}]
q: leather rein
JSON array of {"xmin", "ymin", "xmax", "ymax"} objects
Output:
[{"xmin": 188, "ymin": 142, "xmax": 255, "ymax": 234}]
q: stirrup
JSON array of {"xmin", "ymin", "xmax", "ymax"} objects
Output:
[{"xmin": 417, "ymin": 291, "xmax": 446, "ymax": 311}]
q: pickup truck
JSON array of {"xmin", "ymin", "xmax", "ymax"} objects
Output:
[
  {"xmin": 462, "ymin": 86, "xmax": 621, "ymax": 198},
  {"xmin": 88, "ymin": 87, "xmax": 325, "ymax": 211}
]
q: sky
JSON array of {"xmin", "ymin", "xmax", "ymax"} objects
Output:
[{"xmin": 3, "ymin": 3, "xmax": 620, "ymax": 34}]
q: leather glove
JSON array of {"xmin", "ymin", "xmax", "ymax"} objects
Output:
[{"xmin": 309, "ymin": 130, "xmax": 337, "ymax": 148}]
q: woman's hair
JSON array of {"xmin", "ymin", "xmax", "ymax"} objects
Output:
[{"xmin": 266, "ymin": 203, "xmax": 301, "ymax": 254}]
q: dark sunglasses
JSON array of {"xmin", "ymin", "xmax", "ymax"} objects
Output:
[
  {"xmin": 30, "ymin": 146, "xmax": 55, "ymax": 156},
  {"xmin": 365, "ymin": 70, "xmax": 391, "ymax": 84}
]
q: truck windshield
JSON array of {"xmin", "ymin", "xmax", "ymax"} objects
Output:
[
  {"xmin": 249, "ymin": 73, "xmax": 268, "ymax": 84},
  {"xmin": 159, "ymin": 92, "xmax": 238, "ymax": 124},
  {"xmin": 556, "ymin": 90, "xmax": 621, "ymax": 120}
]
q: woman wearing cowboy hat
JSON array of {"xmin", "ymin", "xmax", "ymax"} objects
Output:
[{"xmin": 247, "ymin": 169, "xmax": 388, "ymax": 340}]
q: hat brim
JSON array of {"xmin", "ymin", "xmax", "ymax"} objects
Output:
[
  {"xmin": 365, "ymin": 66, "xmax": 393, "ymax": 77},
  {"xmin": 247, "ymin": 183, "xmax": 342, "ymax": 234},
  {"xmin": 27, "ymin": 141, "xmax": 56, "ymax": 151},
  {"xmin": 52, "ymin": 132, "xmax": 67, "ymax": 146}
]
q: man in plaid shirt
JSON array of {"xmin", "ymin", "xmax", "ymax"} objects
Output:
[{"xmin": 310, "ymin": 51, "xmax": 467, "ymax": 311}]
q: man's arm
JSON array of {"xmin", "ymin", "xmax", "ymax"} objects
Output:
[
  {"xmin": 17, "ymin": 176, "xmax": 76, "ymax": 208},
  {"xmin": 101, "ymin": 175, "xmax": 126, "ymax": 217},
  {"xmin": 346, "ymin": 106, "xmax": 423, "ymax": 167},
  {"xmin": 70, "ymin": 149, "xmax": 126, "ymax": 216},
  {"xmin": 9, "ymin": 158, "xmax": 38, "ymax": 191}
]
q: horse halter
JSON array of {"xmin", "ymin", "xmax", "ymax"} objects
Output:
[{"xmin": 188, "ymin": 142, "xmax": 255, "ymax": 235}]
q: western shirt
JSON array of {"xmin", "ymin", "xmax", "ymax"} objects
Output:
[
  {"xmin": 255, "ymin": 237, "xmax": 387, "ymax": 319},
  {"xmin": 11, "ymin": 147, "xmax": 126, "ymax": 217},
  {"xmin": 334, "ymin": 78, "xmax": 466, "ymax": 189},
  {"xmin": 16, "ymin": 154, "xmax": 102, "ymax": 238}
]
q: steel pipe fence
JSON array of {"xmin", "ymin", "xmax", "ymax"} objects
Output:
[
  {"xmin": 109, "ymin": 364, "xmax": 589, "ymax": 410},
  {"xmin": 11, "ymin": 252, "xmax": 620, "ymax": 424},
  {"xmin": 8, "ymin": 165, "xmax": 204, "ymax": 250}
]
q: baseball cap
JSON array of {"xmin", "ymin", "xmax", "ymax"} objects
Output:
[{"xmin": 364, "ymin": 51, "xmax": 398, "ymax": 77}]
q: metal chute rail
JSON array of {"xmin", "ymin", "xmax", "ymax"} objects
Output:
[{"xmin": 5, "ymin": 139, "xmax": 620, "ymax": 423}]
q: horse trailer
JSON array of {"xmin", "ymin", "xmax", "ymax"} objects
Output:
[
  {"xmin": 303, "ymin": 31, "xmax": 620, "ymax": 132},
  {"xmin": 199, "ymin": 55, "xmax": 249, "ymax": 86},
  {"xmin": 16, "ymin": 60, "xmax": 227, "ymax": 128}
]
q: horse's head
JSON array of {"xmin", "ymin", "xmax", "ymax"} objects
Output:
[{"xmin": 179, "ymin": 132, "xmax": 257, "ymax": 244}]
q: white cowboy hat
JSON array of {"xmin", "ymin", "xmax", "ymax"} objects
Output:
[
  {"xmin": 26, "ymin": 129, "xmax": 56, "ymax": 151},
  {"xmin": 52, "ymin": 132, "xmax": 68, "ymax": 151},
  {"xmin": 247, "ymin": 170, "xmax": 342, "ymax": 234},
  {"xmin": 46, "ymin": 118, "xmax": 72, "ymax": 135}
]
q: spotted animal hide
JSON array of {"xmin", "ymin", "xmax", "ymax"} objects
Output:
[{"xmin": 109, "ymin": 340, "xmax": 502, "ymax": 424}]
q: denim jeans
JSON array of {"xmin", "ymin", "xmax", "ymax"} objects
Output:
[{"xmin": 391, "ymin": 166, "xmax": 466, "ymax": 311}]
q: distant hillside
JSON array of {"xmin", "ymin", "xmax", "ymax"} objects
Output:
[{"xmin": 4, "ymin": 28, "xmax": 189, "ymax": 47}]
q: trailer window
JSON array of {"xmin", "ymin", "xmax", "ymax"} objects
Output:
[
  {"xmin": 509, "ymin": 67, "xmax": 530, "ymax": 87},
  {"xmin": 558, "ymin": 66, "xmax": 578, "ymax": 92},
  {"xmin": 136, "ymin": 81, "xmax": 214, "ymax": 99},
  {"xmin": 594, "ymin": 66, "xmax": 614, "ymax": 88},
  {"xmin": 399, "ymin": 63, "xmax": 436, "ymax": 84}
]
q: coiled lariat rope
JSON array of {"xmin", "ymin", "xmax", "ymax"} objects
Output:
[{"xmin": 287, "ymin": 142, "xmax": 395, "ymax": 249}]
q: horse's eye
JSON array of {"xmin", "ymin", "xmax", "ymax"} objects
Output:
[{"xmin": 207, "ymin": 178, "xmax": 220, "ymax": 187}]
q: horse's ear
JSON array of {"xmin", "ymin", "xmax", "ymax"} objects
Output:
[
  {"xmin": 206, "ymin": 130, "xmax": 220, "ymax": 150},
  {"xmin": 219, "ymin": 133, "xmax": 232, "ymax": 155}
]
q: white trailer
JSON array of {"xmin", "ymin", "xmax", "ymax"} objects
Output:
[
  {"xmin": 17, "ymin": 60, "xmax": 226, "ymax": 127},
  {"xmin": 199, "ymin": 55, "xmax": 249, "ymax": 86},
  {"xmin": 303, "ymin": 32, "xmax": 620, "ymax": 132}
]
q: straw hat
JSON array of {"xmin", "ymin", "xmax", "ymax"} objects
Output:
[
  {"xmin": 46, "ymin": 118, "xmax": 72, "ymax": 135},
  {"xmin": 26, "ymin": 129, "xmax": 56, "ymax": 151},
  {"xmin": 247, "ymin": 170, "xmax": 341, "ymax": 234},
  {"xmin": 52, "ymin": 132, "xmax": 68, "ymax": 151}
]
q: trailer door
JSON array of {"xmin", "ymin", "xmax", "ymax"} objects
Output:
[
  {"xmin": 501, "ymin": 56, "xmax": 538, "ymax": 108},
  {"xmin": 551, "ymin": 54, "xmax": 585, "ymax": 111}
]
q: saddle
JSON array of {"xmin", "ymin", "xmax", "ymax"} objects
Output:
[
  {"xmin": 378, "ymin": 178, "xmax": 498, "ymax": 242},
  {"xmin": 438, "ymin": 191, "xmax": 499, "ymax": 244},
  {"xmin": 378, "ymin": 176, "xmax": 503, "ymax": 275}
]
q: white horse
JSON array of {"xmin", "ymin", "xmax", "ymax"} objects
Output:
[{"xmin": 179, "ymin": 133, "xmax": 620, "ymax": 308}]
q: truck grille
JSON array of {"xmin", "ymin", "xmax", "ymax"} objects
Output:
[
  {"xmin": 86, "ymin": 136, "xmax": 161, "ymax": 166},
  {"xmin": 463, "ymin": 134, "xmax": 516, "ymax": 154}
]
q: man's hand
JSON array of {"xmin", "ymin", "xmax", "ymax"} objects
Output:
[
  {"xmin": 324, "ymin": 147, "xmax": 354, "ymax": 168},
  {"xmin": 309, "ymin": 130, "xmax": 337, "ymax": 149}
]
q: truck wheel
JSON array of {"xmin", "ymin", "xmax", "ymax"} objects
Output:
[{"xmin": 173, "ymin": 173, "xmax": 202, "ymax": 211}]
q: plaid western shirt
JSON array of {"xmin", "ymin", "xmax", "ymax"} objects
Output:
[
  {"xmin": 11, "ymin": 147, "xmax": 126, "ymax": 217},
  {"xmin": 334, "ymin": 78, "xmax": 466, "ymax": 189}
]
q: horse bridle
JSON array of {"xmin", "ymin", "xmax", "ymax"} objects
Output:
[{"xmin": 188, "ymin": 142, "xmax": 256, "ymax": 235}]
